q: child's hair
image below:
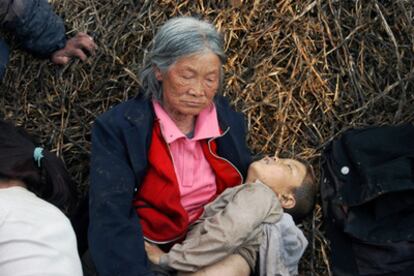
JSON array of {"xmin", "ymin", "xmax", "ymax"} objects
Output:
[
  {"xmin": 0, "ymin": 120, "xmax": 77, "ymax": 213},
  {"xmin": 284, "ymin": 162, "xmax": 317, "ymax": 222}
]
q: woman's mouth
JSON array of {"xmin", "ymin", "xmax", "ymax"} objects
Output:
[{"xmin": 183, "ymin": 101, "xmax": 204, "ymax": 107}]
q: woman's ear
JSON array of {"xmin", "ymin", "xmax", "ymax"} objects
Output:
[
  {"xmin": 154, "ymin": 65, "xmax": 163, "ymax": 81},
  {"xmin": 278, "ymin": 193, "xmax": 296, "ymax": 209}
]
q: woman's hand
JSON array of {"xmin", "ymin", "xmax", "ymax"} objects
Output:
[{"xmin": 144, "ymin": 241, "xmax": 164, "ymax": 265}]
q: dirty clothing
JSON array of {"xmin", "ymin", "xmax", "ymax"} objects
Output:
[
  {"xmin": 259, "ymin": 213, "xmax": 308, "ymax": 276},
  {"xmin": 159, "ymin": 181, "xmax": 283, "ymax": 272},
  {"xmin": 0, "ymin": 0, "xmax": 66, "ymax": 79},
  {"xmin": 89, "ymin": 94, "xmax": 252, "ymax": 276}
]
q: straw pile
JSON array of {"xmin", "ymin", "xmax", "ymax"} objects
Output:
[{"xmin": 1, "ymin": 0, "xmax": 413, "ymax": 275}]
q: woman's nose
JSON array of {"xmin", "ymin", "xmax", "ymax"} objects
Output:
[{"xmin": 188, "ymin": 80, "xmax": 204, "ymax": 96}]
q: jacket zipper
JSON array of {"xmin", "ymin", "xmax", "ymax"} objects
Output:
[
  {"xmin": 146, "ymin": 121, "xmax": 187, "ymax": 244},
  {"xmin": 143, "ymin": 139, "xmax": 186, "ymax": 245},
  {"xmin": 207, "ymin": 126, "xmax": 244, "ymax": 185},
  {"xmin": 147, "ymin": 124, "xmax": 243, "ymax": 244}
]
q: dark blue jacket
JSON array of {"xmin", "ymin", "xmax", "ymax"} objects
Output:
[
  {"xmin": 89, "ymin": 94, "xmax": 252, "ymax": 276},
  {"xmin": 321, "ymin": 124, "xmax": 414, "ymax": 276},
  {"xmin": 0, "ymin": 0, "xmax": 66, "ymax": 79}
]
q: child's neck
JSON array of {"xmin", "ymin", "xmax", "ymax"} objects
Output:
[
  {"xmin": 245, "ymin": 175, "xmax": 258, "ymax": 184},
  {"xmin": 0, "ymin": 179, "xmax": 27, "ymax": 189}
]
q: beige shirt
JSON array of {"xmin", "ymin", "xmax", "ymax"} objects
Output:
[{"xmin": 160, "ymin": 181, "xmax": 283, "ymax": 272}]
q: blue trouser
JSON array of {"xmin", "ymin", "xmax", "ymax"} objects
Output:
[{"xmin": 0, "ymin": 38, "xmax": 10, "ymax": 80}]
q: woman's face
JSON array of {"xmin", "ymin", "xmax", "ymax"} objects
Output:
[{"xmin": 155, "ymin": 51, "xmax": 221, "ymax": 118}]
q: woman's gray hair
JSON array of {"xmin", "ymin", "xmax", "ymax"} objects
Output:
[{"xmin": 140, "ymin": 16, "xmax": 226, "ymax": 100}]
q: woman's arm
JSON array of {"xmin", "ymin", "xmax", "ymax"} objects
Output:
[
  {"xmin": 0, "ymin": 0, "xmax": 95, "ymax": 62},
  {"xmin": 1, "ymin": 0, "xmax": 66, "ymax": 57},
  {"xmin": 89, "ymin": 116, "xmax": 153, "ymax": 276}
]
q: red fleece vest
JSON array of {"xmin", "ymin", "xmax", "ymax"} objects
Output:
[{"xmin": 132, "ymin": 122, "xmax": 242, "ymax": 243}]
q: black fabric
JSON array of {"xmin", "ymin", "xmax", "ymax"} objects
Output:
[
  {"xmin": 321, "ymin": 124, "xmax": 414, "ymax": 276},
  {"xmin": 70, "ymin": 194, "xmax": 89, "ymax": 256},
  {"xmin": 82, "ymin": 250, "xmax": 98, "ymax": 276},
  {"xmin": 0, "ymin": 0, "xmax": 66, "ymax": 79},
  {"xmin": 0, "ymin": 38, "xmax": 9, "ymax": 79},
  {"xmin": 352, "ymin": 240, "xmax": 414, "ymax": 275},
  {"xmin": 2, "ymin": 0, "xmax": 66, "ymax": 57}
]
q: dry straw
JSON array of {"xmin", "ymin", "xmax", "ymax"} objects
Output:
[{"xmin": 1, "ymin": 0, "xmax": 413, "ymax": 275}]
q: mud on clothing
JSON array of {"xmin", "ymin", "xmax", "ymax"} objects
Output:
[{"xmin": 159, "ymin": 181, "xmax": 283, "ymax": 272}]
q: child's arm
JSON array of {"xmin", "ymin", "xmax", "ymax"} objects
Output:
[
  {"xmin": 144, "ymin": 242, "xmax": 164, "ymax": 264},
  {"xmin": 157, "ymin": 184, "xmax": 283, "ymax": 272}
]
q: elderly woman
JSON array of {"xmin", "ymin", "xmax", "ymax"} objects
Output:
[{"xmin": 89, "ymin": 17, "xmax": 252, "ymax": 276}]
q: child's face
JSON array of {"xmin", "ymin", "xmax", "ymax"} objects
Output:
[{"xmin": 247, "ymin": 156, "xmax": 307, "ymax": 195}]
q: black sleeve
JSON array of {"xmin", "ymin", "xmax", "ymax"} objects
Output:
[
  {"xmin": 1, "ymin": 0, "xmax": 66, "ymax": 57},
  {"xmin": 89, "ymin": 117, "xmax": 154, "ymax": 276}
]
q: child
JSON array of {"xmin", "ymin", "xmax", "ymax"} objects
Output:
[
  {"xmin": 0, "ymin": 120, "xmax": 83, "ymax": 276},
  {"xmin": 145, "ymin": 155, "xmax": 316, "ymax": 275}
]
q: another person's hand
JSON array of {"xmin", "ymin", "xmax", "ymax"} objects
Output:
[
  {"xmin": 144, "ymin": 241, "xmax": 164, "ymax": 265},
  {"xmin": 51, "ymin": 32, "xmax": 97, "ymax": 65}
]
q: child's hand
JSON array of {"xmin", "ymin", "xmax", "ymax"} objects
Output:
[{"xmin": 144, "ymin": 241, "xmax": 164, "ymax": 264}]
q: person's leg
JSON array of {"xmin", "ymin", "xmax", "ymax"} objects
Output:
[{"xmin": 177, "ymin": 254, "xmax": 250, "ymax": 276}]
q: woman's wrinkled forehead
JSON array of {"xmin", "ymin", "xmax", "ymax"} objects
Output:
[{"xmin": 168, "ymin": 50, "xmax": 221, "ymax": 69}]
